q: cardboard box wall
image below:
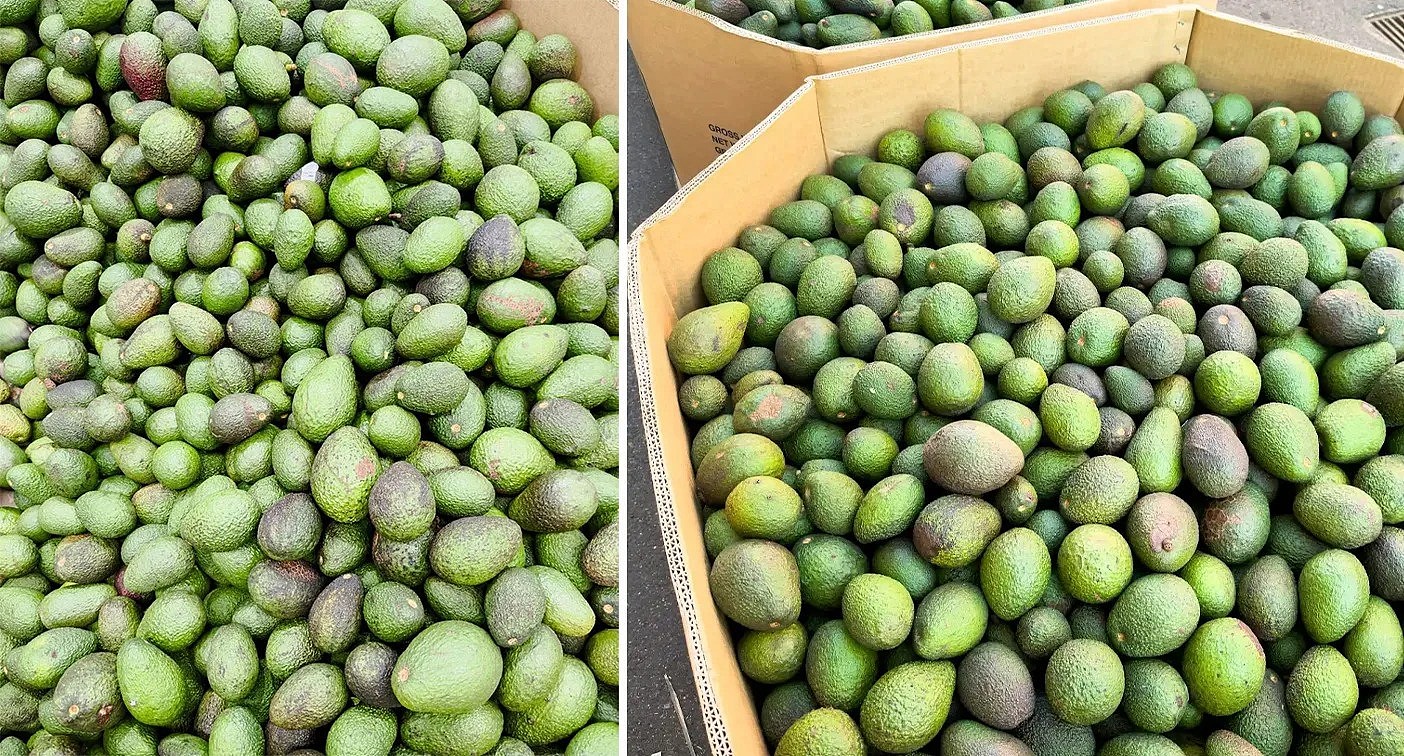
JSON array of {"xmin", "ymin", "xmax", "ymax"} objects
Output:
[
  {"xmin": 629, "ymin": 5, "xmax": 1404, "ymax": 754},
  {"xmin": 630, "ymin": 0, "xmax": 1214, "ymax": 182},
  {"xmin": 512, "ymin": 0, "xmax": 618, "ymax": 117}
]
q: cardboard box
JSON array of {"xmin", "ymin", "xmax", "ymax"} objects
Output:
[
  {"xmin": 511, "ymin": 0, "xmax": 618, "ymax": 117},
  {"xmin": 629, "ymin": 0, "xmax": 1214, "ymax": 182},
  {"xmin": 628, "ymin": 5, "xmax": 1404, "ymax": 754}
]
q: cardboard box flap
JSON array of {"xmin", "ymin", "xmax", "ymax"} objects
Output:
[
  {"xmin": 636, "ymin": 84, "xmax": 829, "ymax": 321},
  {"xmin": 1186, "ymin": 11, "xmax": 1404, "ymax": 115},
  {"xmin": 630, "ymin": 0, "xmax": 817, "ymax": 55},
  {"xmin": 631, "ymin": 0, "xmax": 1210, "ymax": 181},
  {"xmin": 950, "ymin": 8, "xmax": 1197, "ymax": 119},
  {"xmin": 811, "ymin": 8, "xmax": 1197, "ymax": 159},
  {"xmin": 628, "ymin": 83, "xmax": 839, "ymax": 756},
  {"xmin": 629, "ymin": 0, "xmax": 821, "ymax": 172}
]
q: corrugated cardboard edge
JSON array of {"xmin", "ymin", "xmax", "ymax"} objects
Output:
[
  {"xmin": 629, "ymin": 5, "xmax": 1404, "ymax": 754},
  {"xmin": 630, "ymin": 0, "xmax": 1216, "ymax": 180},
  {"xmin": 628, "ymin": 81, "xmax": 819, "ymax": 756}
]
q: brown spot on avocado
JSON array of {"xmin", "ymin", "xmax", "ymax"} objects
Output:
[
  {"xmin": 748, "ymin": 393, "xmax": 783, "ymax": 423},
  {"xmin": 1201, "ymin": 506, "xmax": 1240, "ymax": 540},
  {"xmin": 356, "ymin": 458, "xmax": 375, "ymax": 479}
]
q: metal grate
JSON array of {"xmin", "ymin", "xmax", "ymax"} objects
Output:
[{"xmin": 1369, "ymin": 8, "xmax": 1404, "ymax": 54}]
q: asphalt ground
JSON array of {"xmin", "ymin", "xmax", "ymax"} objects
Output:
[{"xmin": 623, "ymin": 3, "xmax": 1401, "ymax": 753}]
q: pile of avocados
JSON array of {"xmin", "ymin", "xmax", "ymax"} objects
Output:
[
  {"xmin": 0, "ymin": 0, "xmax": 620, "ymax": 755},
  {"xmin": 679, "ymin": 0, "xmax": 1079, "ymax": 48},
  {"xmin": 668, "ymin": 61, "xmax": 1404, "ymax": 755}
]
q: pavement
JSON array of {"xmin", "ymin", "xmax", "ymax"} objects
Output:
[
  {"xmin": 624, "ymin": 48, "xmax": 713, "ymax": 756},
  {"xmin": 623, "ymin": 3, "xmax": 1401, "ymax": 754}
]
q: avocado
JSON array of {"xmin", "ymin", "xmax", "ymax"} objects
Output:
[
  {"xmin": 116, "ymin": 638, "xmax": 186, "ymax": 727},
  {"xmin": 1180, "ymin": 414, "xmax": 1250, "ymax": 498},
  {"xmin": 1122, "ymin": 658, "xmax": 1190, "ymax": 734},
  {"xmin": 1044, "ymin": 638, "xmax": 1124, "ymax": 726},
  {"xmin": 392, "ymin": 620, "xmax": 503, "ymax": 714},
  {"xmin": 956, "ymin": 641, "xmax": 1035, "ymax": 729},
  {"xmin": 1182, "ymin": 618, "xmax": 1266, "ymax": 716},
  {"xmin": 858, "ymin": 661, "xmax": 954, "ymax": 752},
  {"xmin": 667, "ymin": 302, "xmax": 750, "ymax": 375},
  {"xmin": 710, "ymin": 539, "xmax": 802, "ymax": 632},
  {"xmin": 921, "ymin": 420, "xmax": 1024, "ymax": 495},
  {"xmin": 980, "ymin": 527, "xmax": 1052, "ymax": 621},
  {"xmin": 0, "ymin": 6, "xmax": 619, "ymax": 753},
  {"xmin": 1288, "ymin": 644, "xmax": 1360, "ymax": 733},
  {"xmin": 775, "ymin": 707, "xmax": 865, "ymax": 756},
  {"xmin": 805, "ymin": 618, "xmax": 878, "ymax": 711}
]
